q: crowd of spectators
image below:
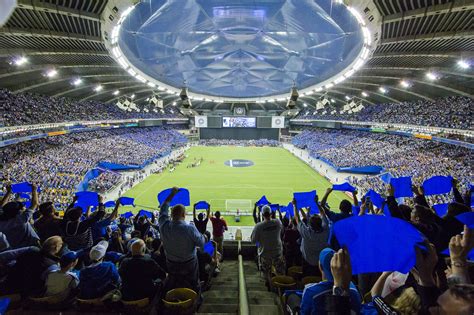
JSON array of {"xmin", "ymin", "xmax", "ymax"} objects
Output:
[
  {"xmin": 87, "ymin": 172, "xmax": 122, "ymax": 194},
  {"xmin": 0, "ymin": 89, "xmax": 184, "ymax": 127},
  {"xmin": 0, "ymin": 127, "xmax": 187, "ymax": 210},
  {"xmin": 199, "ymin": 139, "xmax": 279, "ymax": 147},
  {"xmin": 292, "ymin": 129, "xmax": 472, "ymax": 198},
  {"xmin": 296, "ymin": 96, "xmax": 473, "ymax": 130}
]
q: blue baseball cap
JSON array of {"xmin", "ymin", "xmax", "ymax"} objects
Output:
[
  {"xmin": 319, "ymin": 248, "xmax": 335, "ymax": 281},
  {"xmin": 60, "ymin": 251, "xmax": 78, "ymax": 267}
]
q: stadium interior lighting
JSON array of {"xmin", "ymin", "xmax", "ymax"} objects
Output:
[
  {"xmin": 330, "ymin": 99, "xmax": 336, "ymax": 103},
  {"xmin": 131, "ymin": 94, "xmax": 135, "ymax": 99},
  {"xmin": 303, "ymin": 103, "xmax": 308, "ymax": 107},
  {"xmin": 457, "ymin": 59, "xmax": 470, "ymax": 69},
  {"xmin": 113, "ymin": 90, "xmax": 120, "ymax": 95},
  {"xmin": 425, "ymin": 72, "xmax": 439, "ymax": 81},
  {"xmin": 13, "ymin": 56, "xmax": 28, "ymax": 66},
  {"xmin": 172, "ymin": 101, "xmax": 177, "ymax": 105},
  {"xmin": 400, "ymin": 80, "xmax": 411, "ymax": 88},
  {"xmin": 45, "ymin": 69, "xmax": 57, "ymax": 78},
  {"xmin": 72, "ymin": 78, "xmax": 82, "ymax": 86},
  {"xmin": 345, "ymin": 95, "xmax": 351, "ymax": 100},
  {"xmin": 361, "ymin": 91, "xmax": 368, "ymax": 97},
  {"xmin": 379, "ymin": 87, "xmax": 387, "ymax": 94},
  {"xmin": 94, "ymin": 85, "xmax": 103, "ymax": 92}
]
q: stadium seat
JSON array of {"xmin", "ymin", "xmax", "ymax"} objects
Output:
[
  {"xmin": 301, "ymin": 276, "xmax": 322, "ymax": 286},
  {"xmin": 288, "ymin": 266, "xmax": 303, "ymax": 280}
]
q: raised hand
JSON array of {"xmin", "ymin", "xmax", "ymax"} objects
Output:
[
  {"xmin": 449, "ymin": 225, "xmax": 474, "ymax": 263},
  {"xmin": 331, "ymin": 247, "xmax": 352, "ymax": 290}
]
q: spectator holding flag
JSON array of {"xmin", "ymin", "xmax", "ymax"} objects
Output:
[{"xmin": 320, "ymin": 187, "xmax": 357, "ymax": 223}]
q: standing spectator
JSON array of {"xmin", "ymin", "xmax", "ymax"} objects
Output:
[
  {"xmin": 320, "ymin": 188, "xmax": 357, "ymax": 223},
  {"xmin": 91, "ymin": 201, "xmax": 120, "ymax": 242},
  {"xmin": 282, "ymin": 217, "xmax": 301, "ymax": 270},
  {"xmin": 210, "ymin": 211, "xmax": 227, "ymax": 260},
  {"xmin": 251, "ymin": 205, "xmax": 285, "ymax": 287},
  {"xmin": 34, "ymin": 202, "xmax": 62, "ymax": 242},
  {"xmin": 293, "ymin": 197, "xmax": 330, "ymax": 277},
  {"xmin": 119, "ymin": 239, "xmax": 165, "ymax": 301},
  {"xmin": 158, "ymin": 187, "xmax": 205, "ymax": 294},
  {"xmin": 0, "ymin": 184, "xmax": 40, "ymax": 249},
  {"xmin": 78, "ymin": 240, "xmax": 121, "ymax": 299},
  {"xmin": 193, "ymin": 202, "xmax": 210, "ymax": 237}
]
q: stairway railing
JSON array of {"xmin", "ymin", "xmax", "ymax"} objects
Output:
[{"xmin": 237, "ymin": 240, "xmax": 250, "ymax": 315}]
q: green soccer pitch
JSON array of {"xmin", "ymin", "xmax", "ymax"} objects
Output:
[{"xmin": 121, "ymin": 146, "xmax": 349, "ymax": 226}]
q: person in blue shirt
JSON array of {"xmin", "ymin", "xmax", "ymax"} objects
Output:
[
  {"xmin": 300, "ymin": 248, "xmax": 361, "ymax": 315},
  {"xmin": 91, "ymin": 200, "xmax": 120, "ymax": 242},
  {"xmin": 159, "ymin": 187, "xmax": 205, "ymax": 295},
  {"xmin": 79, "ymin": 240, "xmax": 120, "ymax": 299},
  {"xmin": 320, "ymin": 188, "xmax": 358, "ymax": 223}
]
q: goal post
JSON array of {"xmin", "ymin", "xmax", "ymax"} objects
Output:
[{"xmin": 225, "ymin": 199, "xmax": 252, "ymax": 214}]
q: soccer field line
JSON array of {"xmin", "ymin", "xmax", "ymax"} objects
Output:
[
  {"xmin": 183, "ymin": 185, "xmax": 294, "ymax": 190},
  {"xmin": 133, "ymin": 173, "xmax": 169, "ymax": 200}
]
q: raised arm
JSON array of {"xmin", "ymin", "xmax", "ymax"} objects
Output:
[
  {"xmin": 320, "ymin": 187, "xmax": 332, "ymax": 208},
  {"xmin": 370, "ymin": 272, "xmax": 392, "ymax": 297},
  {"xmin": 252, "ymin": 203, "xmax": 260, "ymax": 224},
  {"xmin": 451, "ymin": 178, "xmax": 464, "ymax": 204},
  {"xmin": 206, "ymin": 204, "xmax": 210, "ymax": 220},
  {"xmin": 276, "ymin": 206, "xmax": 282, "ymax": 221},
  {"xmin": 412, "ymin": 185, "xmax": 430, "ymax": 208},
  {"xmin": 159, "ymin": 187, "xmax": 179, "ymax": 226},
  {"xmin": 292, "ymin": 198, "xmax": 300, "ymax": 224},
  {"xmin": 193, "ymin": 203, "xmax": 197, "ymax": 220},
  {"xmin": 351, "ymin": 190, "xmax": 358, "ymax": 207},
  {"xmin": 109, "ymin": 200, "xmax": 120, "ymax": 221},
  {"xmin": 448, "ymin": 225, "xmax": 473, "ymax": 284},
  {"xmin": 0, "ymin": 184, "xmax": 12, "ymax": 207},
  {"xmin": 316, "ymin": 195, "xmax": 329, "ymax": 225},
  {"xmin": 30, "ymin": 184, "xmax": 39, "ymax": 211}
]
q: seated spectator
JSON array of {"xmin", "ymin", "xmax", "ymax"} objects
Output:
[
  {"xmin": 44, "ymin": 251, "xmax": 79, "ymax": 298},
  {"xmin": 300, "ymin": 248, "xmax": 361, "ymax": 315},
  {"xmin": 78, "ymin": 240, "xmax": 120, "ymax": 299},
  {"xmin": 0, "ymin": 236, "xmax": 63, "ymax": 297},
  {"xmin": 251, "ymin": 205, "xmax": 285, "ymax": 287},
  {"xmin": 119, "ymin": 239, "xmax": 165, "ymax": 301},
  {"xmin": 0, "ymin": 184, "xmax": 40, "ymax": 249},
  {"xmin": 34, "ymin": 202, "xmax": 62, "ymax": 242}
]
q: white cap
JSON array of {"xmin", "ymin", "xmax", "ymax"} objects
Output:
[{"xmin": 89, "ymin": 240, "xmax": 109, "ymax": 261}]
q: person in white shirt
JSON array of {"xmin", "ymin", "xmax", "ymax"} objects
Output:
[{"xmin": 45, "ymin": 251, "xmax": 79, "ymax": 297}]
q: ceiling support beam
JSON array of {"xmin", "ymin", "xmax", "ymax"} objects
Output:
[
  {"xmin": 352, "ymin": 75, "xmax": 471, "ymax": 98},
  {"xmin": 382, "ymin": 0, "xmax": 474, "ymax": 24},
  {"xmin": 371, "ymin": 51, "xmax": 474, "ymax": 58},
  {"xmin": 0, "ymin": 48, "xmax": 109, "ymax": 57},
  {"xmin": 16, "ymin": 0, "xmax": 102, "ymax": 22},
  {"xmin": 0, "ymin": 64, "xmax": 120, "ymax": 80},
  {"xmin": 14, "ymin": 74, "xmax": 130, "ymax": 94},
  {"xmin": 80, "ymin": 83, "xmax": 147, "ymax": 101},
  {"xmin": 362, "ymin": 66, "xmax": 474, "ymax": 79},
  {"xmin": 338, "ymin": 82, "xmax": 403, "ymax": 103},
  {"xmin": 0, "ymin": 27, "xmax": 103, "ymax": 43},
  {"xmin": 380, "ymin": 30, "xmax": 474, "ymax": 45}
]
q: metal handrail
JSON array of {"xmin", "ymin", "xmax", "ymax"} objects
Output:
[{"xmin": 238, "ymin": 251, "xmax": 250, "ymax": 315}]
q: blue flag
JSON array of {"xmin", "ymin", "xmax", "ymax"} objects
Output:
[
  {"xmin": 332, "ymin": 183, "xmax": 356, "ymax": 193},
  {"xmin": 75, "ymin": 191, "xmax": 99, "ymax": 208},
  {"xmin": 390, "ymin": 177, "xmax": 413, "ymax": 198},
  {"xmin": 380, "ymin": 173, "xmax": 393, "ymax": 184},
  {"xmin": 293, "ymin": 190, "xmax": 317, "ymax": 209},
  {"xmin": 138, "ymin": 209, "xmax": 153, "ymax": 219},
  {"xmin": 104, "ymin": 201, "xmax": 116, "ymax": 208},
  {"xmin": 333, "ymin": 215, "xmax": 424, "ymax": 274},
  {"xmin": 157, "ymin": 188, "xmax": 190, "ymax": 206},
  {"xmin": 455, "ymin": 212, "xmax": 474, "ymax": 229},
  {"xmin": 121, "ymin": 211, "xmax": 134, "ymax": 219},
  {"xmin": 422, "ymin": 176, "xmax": 453, "ymax": 196},
  {"xmin": 119, "ymin": 197, "xmax": 135, "ymax": 206},
  {"xmin": 433, "ymin": 203, "xmax": 449, "ymax": 217},
  {"xmin": 281, "ymin": 202, "xmax": 294, "ymax": 218},
  {"xmin": 11, "ymin": 182, "xmax": 40, "ymax": 193},
  {"xmin": 203, "ymin": 241, "xmax": 215, "ymax": 257},
  {"xmin": 270, "ymin": 204, "xmax": 280, "ymax": 212},
  {"xmin": 18, "ymin": 193, "xmax": 31, "ymax": 200},
  {"xmin": 364, "ymin": 190, "xmax": 390, "ymax": 216},
  {"xmin": 194, "ymin": 201, "xmax": 210, "ymax": 210},
  {"xmin": 256, "ymin": 195, "xmax": 270, "ymax": 206}
]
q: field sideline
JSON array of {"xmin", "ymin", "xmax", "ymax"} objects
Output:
[{"xmin": 122, "ymin": 146, "xmax": 349, "ymax": 226}]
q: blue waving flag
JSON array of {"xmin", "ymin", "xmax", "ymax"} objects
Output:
[
  {"xmin": 422, "ymin": 176, "xmax": 453, "ymax": 196},
  {"xmin": 194, "ymin": 201, "xmax": 210, "ymax": 210},
  {"xmin": 18, "ymin": 193, "xmax": 31, "ymax": 200},
  {"xmin": 281, "ymin": 202, "xmax": 294, "ymax": 218},
  {"xmin": 138, "ymin": 209, "xmax": 153, "ymax": 219},
  {"xmin": 455, "ymin": 212, "xmax": 474, "ymax": 229},
  {"xmin": 293, "ymin": 190, "xmax": 316, "ymax": 208},
  {"xmin": 380, "ymin": 173, "xmax": 393, "ymax": 184},
  {"xmin": 11, "ymin": 182, "xmax": 40, "ymax": 193},
  {"xmin": 119, "ymin": 197, "xmax": 135, "ymax": 206},
  {"xmin": 104, "ymin": 201, "xmax": 116, "ymax": 208},
  {"xmin": 433, "ymin": 203, "xmax": 449, "ymax": 217},
  {"xmin": 256, "ymin": 195, "xmax": 270, "ymax": 206},
  {"xmin": 121, "ymin": 211, "xmax": 134, "ymax": 219},
  {"xmin": 333, "ymin": 215, "xmax": 424, "ymax": 274},
  {"xmin": 270, "ymin": 204, "xmax": 280, "ymax": 212},
  {"xmin": 157, "ymin": 188, "xmax": 190, "ymax": 206},
  {"xmin": 332, "ymin": 183, "xmax": 356, "ymax": 193},
  {"xmin": 390, "ymin": 177, "xmax": 413, "ymax": 198},
  {"xmin": 75, "ymin": 191, "xmax": 99, "ymax": 208}
]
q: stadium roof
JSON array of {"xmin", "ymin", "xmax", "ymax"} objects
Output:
[{"xmin": 0, "ymin": 0, "xmax": 472, "ymax": 112}]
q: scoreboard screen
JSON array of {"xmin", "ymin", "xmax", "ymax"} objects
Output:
[{"xmin": 222, "ymin": 117, "xmax": 256, "ymax": 128}]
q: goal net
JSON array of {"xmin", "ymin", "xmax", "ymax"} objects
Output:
[{"xmin": 225, "ymin": 199, "xmax": 252, "ymax": 214}]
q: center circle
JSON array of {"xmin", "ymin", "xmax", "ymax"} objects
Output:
[
  {"xmin": 224, "ymin": 159, "xmax": 254, "ymax": 168},
  {"xmin": 118, "ymin": 0, "xmax": 364, "ymax": 99}
]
